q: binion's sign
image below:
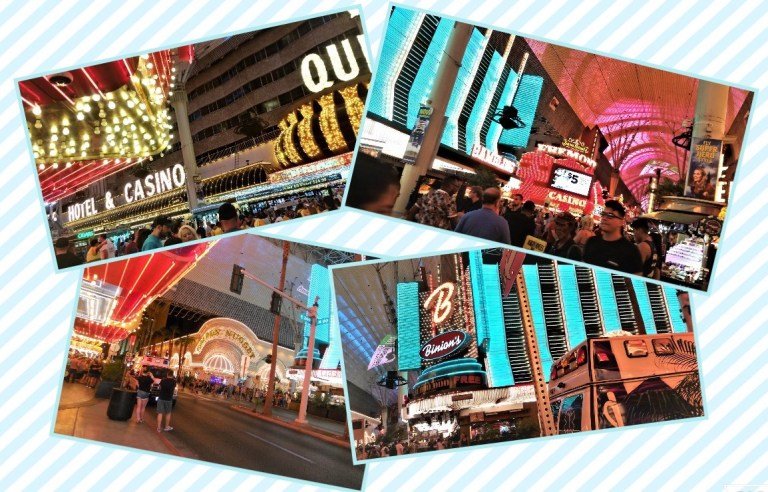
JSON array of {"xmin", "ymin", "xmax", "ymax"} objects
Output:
[
  {"xmin": 301, "ymin": 35, "xmax": 370, "ymax": 93},
  {"xmin": 419, "ymin": 330, "xmax": 469, "ymax": 360},
  {"xmin": 66, "ymin": 163, "xmax": 186, "ymax": 222}
]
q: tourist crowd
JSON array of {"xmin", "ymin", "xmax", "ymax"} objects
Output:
[{"xmin": 54, "ymin": 194, "xmax": 341, "ymax": 269}]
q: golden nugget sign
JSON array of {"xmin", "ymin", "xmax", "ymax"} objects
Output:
[
  {"xmin": 194, "ymin": 328, "xmax": 256, "ymax": 358},
  {"xmin": 301, "ymin": 35, "xmax": 370, "ymax": 93}
]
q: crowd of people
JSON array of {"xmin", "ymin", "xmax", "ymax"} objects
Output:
[
  {"xmin": 348, "ymin": 159, "xmax": 662, "ymax": 277},
  {"xmin": 65, "ymin": 353, "xmax": 103, "ymax": 387},
  {"xmin": 54, "ymin": 194, "xmax": 341, "ymax": 269}
]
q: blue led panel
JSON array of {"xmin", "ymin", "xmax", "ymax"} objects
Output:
[
  {"xmin": 558, "ymin": 264, "xmax": 587, "ymax": 348},
  {"xmin": 440, "ymin": 27, "xmax": 485, "ymax": 149},
  {"xmin": 406, "ymin": 18, "xmax": 454, "ymax": 129},
  {"xmin": 469, "ymin": 250, "xmax": 489, "ymax": 344},
  {"xmin": 631, "ymin": 279, "xmax": 657, "ymax": 334},
  {"xmin": 523, "ymin": 264, "xmax": 554, "ymax": 382},
  {"xmin": 485, "ymin": 69, "xmax": 518, "ymax": 150},
  {"xmin": 595, "ymin": 270, "xmax": 621, "ymax": 333},
  {"xmin": 498, "ymin": 74, "xmax": 543, "ymax": 148},
  {"xmin": 663, "ymin": 286, "xmax": 688, "ymax": 333},
  {"xmin": 481, "ymin": 263, "xmax": 514, "ymax": 387},
  {"xmin": 397, "ymin": 282, "xmax": 421, "ymax": 370},
  {"xmin": 320, "ymin": 298, "xmax": 341, "ymax": 370},
  {"xmin": 303, "ymin": 264, "xmax": 331, "ymax": 346},
  {"xmin": 368, "ymin": 8, "xmax": 423, "ymax": 119},
  {"xmin": 464, "ymin": 50, "xmax": 504, "ymax": 153}
]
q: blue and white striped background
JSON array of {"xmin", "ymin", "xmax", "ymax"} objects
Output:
[{"xmin": 1, "ymin": 0, "xmax": 766, "ymax": 490}]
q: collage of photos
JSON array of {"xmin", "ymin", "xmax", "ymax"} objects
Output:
[
  {"xmin": 25, "ymin": 11, "xmax": 370, "ymax": 271},
  {"xmin": 333, "ymin": 249, "xmax": 700, "ymax": 461},
  {"xmin": 349, "ymin": 6, "xmax": 753, "ymax": 291},
  {"xmin": 18, "ymin": 3, "xmax": 753, "ymax": 491}
]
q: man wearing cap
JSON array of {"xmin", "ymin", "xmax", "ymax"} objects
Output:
[
  {"xmin": 142, "ymin": 216, "xmax": 172, "ymax": 251},
  {"xmin": 583, "ymin": 200, "xmax": 642, "ymax": 275},
  {"xmin": 218, "ymin": 202, "xmax": 240, "ymax": 234},
  {"xmin": 54, "ymin": 237, "xmax": 82, "ymax": 269}
]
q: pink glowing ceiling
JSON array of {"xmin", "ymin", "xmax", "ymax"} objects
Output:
[{"xmin": 526, "ymin": 39, "xmax": 750, "ymax": 201}]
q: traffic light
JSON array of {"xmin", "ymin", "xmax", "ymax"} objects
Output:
[{"xmin": 269, "ymin": 291, "xmax": 282, "ymax": 315}]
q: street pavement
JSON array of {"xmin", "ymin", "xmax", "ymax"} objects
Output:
[
  {"xmin": 56, "ymin": 384, "xmax": 364, "ymax": 490},
  {"xmin": 155, "ymin": 392, "xmax": 364, "ymax": 489}
]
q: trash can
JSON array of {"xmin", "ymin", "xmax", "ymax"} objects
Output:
[{"xmin": 107, "ymin": 388, "xmax": 136, "ymax": 421}]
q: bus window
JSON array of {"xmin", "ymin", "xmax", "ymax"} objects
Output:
[
  {"xmin": 624, "ymin": 339, "xmax": 648, "ymax": 358},
  {"xmin": 593, "ymin": 340, "xmax": 619, "ymax": 381},
  {"xmin": 555, "ymin": 394, "xmax": 584, "ymax": 434}
]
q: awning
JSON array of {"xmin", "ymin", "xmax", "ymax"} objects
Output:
[{"xmin": 640, "ymin": 211, "xmax": 706, "ymax": 225}]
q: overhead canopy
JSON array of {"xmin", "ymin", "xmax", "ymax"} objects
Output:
[
  {"xmin": 527, "ymin": 40, "xmax": 750, "ymax": 201},
  {"xmin": 21, "ymin": 50, "xmax": 181, "ymax": 203},
  {"xmin": 75, "ymin": 242, "xmax": 213, "ymax": 342}
]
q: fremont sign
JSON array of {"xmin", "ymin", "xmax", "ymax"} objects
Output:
[{"xmin": 420, "ymin": 330, "xmax": 469, "ymax": 360}]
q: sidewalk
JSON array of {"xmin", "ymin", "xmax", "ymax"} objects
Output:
[
  {"xmin": 55, "ymin": 382, "xmax": 179, "ymax": 456},
  {"xmin": 230, "ymin": 402, "xmax": 350, "ymax": 448}
]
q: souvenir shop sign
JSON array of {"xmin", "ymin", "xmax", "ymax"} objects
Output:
[{"xmin": 470, "ymin": 144, "xmax": 518, "ymax": 175}]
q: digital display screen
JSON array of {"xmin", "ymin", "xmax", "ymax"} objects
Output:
[{"xmin": 549, "ymin": 167, "xmax": 592, "ymax": 196}]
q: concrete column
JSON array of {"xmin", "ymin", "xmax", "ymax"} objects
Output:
[
  {"xmin": 685, "ymin": 81, "xmax": 728, "ymax": 191},
  {"xmin": 392, "ymin": 22, "xmax": 474, "ymax": 216},
  {"xmin": 170, "ymin": 89, "xmax": 200, "ymax": 210}
]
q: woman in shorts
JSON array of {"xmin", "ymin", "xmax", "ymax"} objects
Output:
[{"xmin": 132, "ymin": 367, "xmax": 155, "ymax": 424}]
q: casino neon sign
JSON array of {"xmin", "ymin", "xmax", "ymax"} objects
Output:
[
  {"xmin": 301, "ymin": 35, "xmax": 370, "ymax": 93},
  {"xmin": 423, "ymin": 282, "xmax": 455, "ymax": 324}
]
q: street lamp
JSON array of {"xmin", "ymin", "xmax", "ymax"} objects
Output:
[
  {"xmin": 240, "ymin": 265, "xmax": 322, "ymax": 426},
  {"xmin": 295, "ymin": 296, "xmax": 319, "ymax": 425}
]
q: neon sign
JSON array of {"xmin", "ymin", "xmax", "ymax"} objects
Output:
[
  {"xmin": 124, "ymin": 163, "xmax": 186, "ymax": 204},
  {"xmin": 538, "ymin": 143, "xmax": 597, "ymax": 169},
  {"xmin": 419, "ymin": 330, "xmax": 469, "ymax": 360},
  {"xmin": 561, "ymin": 137, "xmax": 590, "ymax": 155},
  {"xmin": 301, "ymin": 35, "xmax": 370, "ymax": 93},
  {"xmin": 470, "ymin": 144, "xmax": 518, "ymax": 174},
  {"xmin": 423, "ymin": 282, "xmax": 455, "ymax": 324},
  {"xmin": 66, "ymin": 163, "xmax": 186, "ymax": 222}
]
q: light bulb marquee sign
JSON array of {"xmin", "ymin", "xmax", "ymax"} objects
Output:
[
  {"xmin": 65, "ymin": 162, "xmax": 186, "ymax": 223},
  {"xmin": 300, "ymin": 35, "xmax": 370, "ymax": 93},
  {"xmin": 417, "ymin": 273, "xmax": 477, "ymax": 369}
]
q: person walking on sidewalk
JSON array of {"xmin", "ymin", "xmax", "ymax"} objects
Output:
[{"xmin": 156, "ymin": 371, "xmax": 176, "ymax": 432}]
